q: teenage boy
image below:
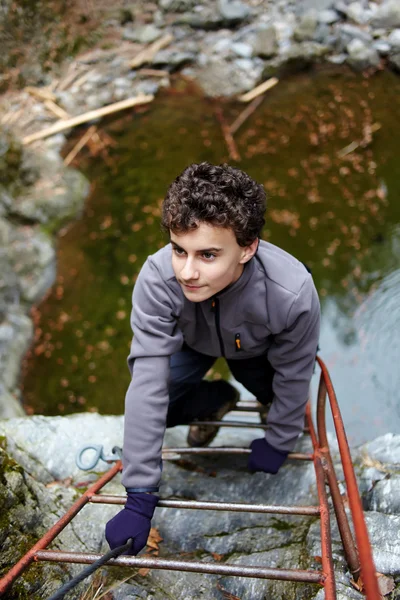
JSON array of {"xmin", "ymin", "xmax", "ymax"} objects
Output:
[{"xmin": 106, "ymin": 162, "xmax": 320, "ymax": 555}]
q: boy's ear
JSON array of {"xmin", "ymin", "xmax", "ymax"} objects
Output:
[{"xmin": 240, "ymin": 238, "xmax": 259, "ymax": 263}]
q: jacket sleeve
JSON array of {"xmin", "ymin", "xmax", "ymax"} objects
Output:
[
  {"xmin": 265, "ymin": 274, "xmax": 320, "ymax": 453},
  {"xmin": 121, "ymin": 256, "xmax": 183, "ymax": 491}
]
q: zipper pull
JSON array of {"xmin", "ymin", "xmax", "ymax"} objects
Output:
[
  {"xmin": 235, "ymin": 333, "xmax": 242, "ymax": 351},
  {"xmin": 211, "ymin": 297, "xmax": 216, "ymax": 313}
]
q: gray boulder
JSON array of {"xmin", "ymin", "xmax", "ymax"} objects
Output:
[
  {"xmin": 371, "ymin": 0, "xmax": 400, "ymax": 28},
  {"xmin": 294, "ymin": 12, "xmax": 319, "ymax": 42},
  {"xmin": 262, "ymin": 42, "xmax": 330, "ymax": 78},
  {"xmin": 296, "ymin": 0, "xmax": 334, "ymax": 14},
  {"xmin": 252, "ymin": 25, "xmax": 279, "ymax": 57},
  {"xmin": 218, "ymin": 0, "xmax": 251, "ymax": 24},
  {"xmin": 158, "ymin": 0, "xmax": 196, "ymax": 11},
  {"xmin": 346, "ymin": 38, "xmax": 381, "ymax": 70},
  {"xmin": 388, "ymin": 51, "xmax": 400, "ymax": 71},
  {"xmin": 10, "ymin": 165, "xmax": 89, "ymax": 231}
]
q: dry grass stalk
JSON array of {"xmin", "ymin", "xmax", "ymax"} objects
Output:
[
  {"xmin": 22, "ymin": 94, "xmax": 154, "ymax": 144},
  {"xmin": 238, "ymin": 77, "xmax": 279, "ymax": 102},
  {"xmin": 130, "ymin": 34, "xmax": 174, "ymax": 69},
  {"xmin": 215, "ymin": 105, "xmax": 241, "ymax": 161},
  {"xmin": 25, "ymin": 86, "xmax": 57, "ymax": 102},
  {"xmin": 229, "ymin": 95, "xmax": 264, "ymax": 135},
  {"xmin": 44, "ymin": 99, "xmax": 70, "ymax": 120},
  {"xmin": 63, "ymin": 125, "xmax": 97, "ymax": 166}
]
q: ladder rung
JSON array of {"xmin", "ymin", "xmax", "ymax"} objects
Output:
[
  {"xmin": 190, "ymin": 420, "xmax": 267, "ymax": 429},
  {"xmin": 89, "ymin": 495, "xmax": 320, "ymax": 516},
  {"xmin": 162, "ymin": 447, "xmax": 313, "ymax": 461},
  {"xmin": 35, "ymin": 550, "xmax": 323, "ymax": 583}
]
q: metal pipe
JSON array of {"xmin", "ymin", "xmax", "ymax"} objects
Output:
[
  {"xmin": 316, "ymin": 356, "xmax": 381, "ymax": 600},
  {"xmin": 313, "ymin": 453, "xmax": 337, "ymax": 600},
  {"xmin": 188, "ymin": 419, "xmax": 310, "ymax": 434},
  {"xmin": 190, "ymin": 420, "xmax": 268, "ymax": 429},
  {"xmin": 316, "ymin": 373, "xmax": 361, "ymax": 579},
  {"xmin": 305, "ymin": 405, "xmax": 336, "ymax": 600},
  {"xmin": 34, "ymin": 550, "xmax": 324, "ymax": 584},
  {"xmin": 0, "ymin": 461, "xmax": 122, "ymax": 597},
  {"xmin": 89, "ymin": 495, "xmax": 321, "ymax": 516},
  {"xmin": 162, "ymin": 447, "xmax": 313, "ymax": 460}
]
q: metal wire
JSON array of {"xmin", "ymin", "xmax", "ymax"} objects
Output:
[{"xmin": 46, "ymin": 539, "xmax": 133, "ymax": 600}]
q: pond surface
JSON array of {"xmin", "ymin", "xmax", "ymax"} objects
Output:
[{"xmin": 22, "ymin": 68, "xmax": 400, "ymax": 446}]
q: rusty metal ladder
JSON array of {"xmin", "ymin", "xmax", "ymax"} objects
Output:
[{"xmin": 0, "ymin": 356, "xmax": 382, "ymax": 599}]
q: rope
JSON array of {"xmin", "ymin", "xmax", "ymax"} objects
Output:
[{"xmin": 47, "ymin": 538, "xmax": 133, "ymax": 600}]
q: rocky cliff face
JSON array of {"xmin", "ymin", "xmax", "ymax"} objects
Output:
[{"xmin": 0, "ymin": 415, "xmax": 399, "ymax": 599}]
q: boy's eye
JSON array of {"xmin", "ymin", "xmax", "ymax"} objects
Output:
[
  {"xmin": 203, "ymin": 252, "xmax": 216, "ymax": 260},
  {"xmin": 173, "ymin": 247, "xmax": 185, "ymax": 255}
]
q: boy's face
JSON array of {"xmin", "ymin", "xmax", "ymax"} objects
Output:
[{"xmin": 170, "ymin": 222, "xmax": 258, "ymax": 302}]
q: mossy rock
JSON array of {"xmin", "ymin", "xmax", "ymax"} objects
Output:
[{"xmin": 0, "ymin": 441, "xmax": 82, "ymax": 599}]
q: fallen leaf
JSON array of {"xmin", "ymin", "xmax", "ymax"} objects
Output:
[
  {"xmin": 146, "ymin": 527, "xmax": 163, "ymax": 551},
  {"xmin": 350, "ymin": 575, "xmax": 364, "ymax": 593},
  {"xmin": 212, "ymin": 553, "xmax": 224, "ymax": 561},
  {"xmin": 377, "ymin": 572, "xmax": 395, "ymax": 596}
]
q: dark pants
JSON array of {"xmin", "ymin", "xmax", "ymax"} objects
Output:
[{"xmin": 166, "ymin": 343, "xmax": 274, "ymax": 428}]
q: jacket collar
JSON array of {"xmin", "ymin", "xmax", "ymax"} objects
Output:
[{"xmin": 213, "ymin": 255, "xmax": 257, "ymax": 300}]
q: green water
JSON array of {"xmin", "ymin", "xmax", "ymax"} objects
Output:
[{"xmin": 22, "ymin": 69, "xmax": 400, "ymax": 444}]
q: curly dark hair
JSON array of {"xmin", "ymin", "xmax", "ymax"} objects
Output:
[{"xmin": 161, "ymin": 162, "xmax": 266, "ymax": 247}]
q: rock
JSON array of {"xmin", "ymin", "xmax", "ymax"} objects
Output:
[
  {"xmin": 10, "ymin": 165, "xmax": 90, "ymax": 231},
  {"xmin": 327, "ymin": 52, "xmax": 348, "ymax": 63},
  {"xmin": 179, "ymin": 10, "xmax": 223, "ymax": 30},
  {"xmin": 296, "ymin": 0, "xmax": 334, "ymax": 14},
  {"xmin": 8, "ymin": 225, "xmax": 56, "ymax": 304},
  {"xmin": 336, "ymin": 23, "xmax": 373, "ymax": 51},
  {"xmin": 0, "ymin": 306, "xmax": 33, "ymax": 393},
  {"xmin": 158, "ymin": 0, "xmax": 196, "ymax": 11},
  {"xmin": 152, "ymin": 49, "xmax": 197, "ymax": 70},
  {"xmin": 363, "ymin": 478, "xmax": 400, "ymax": 513},
  {"xmin": 218, "ymin": 0, "xmax": 251, "ymax": 24},
  {"xmin": 231, "ymin": 42, "xmax": 253, "ymax": 57},
  {"xmin": 252, "ymin": 25, "xmax": 279, "ymax": 57},
  {"xmin": 262, "ymin": 42, "xmax": 330, "ymax": 78},
  {"xmin": 345, "ymin": 1, "xmax": 371, "ymax": 24},
  {"xmin": 361, "ymin": 433, "xmax": 400, "ymax": 464},
  {"xmin": 123, "ymin": 24, "xmax": 163, "ymax": 44},
  {"xmin": 0, "ymin": 413, "xmax": 124, "ymax": 484},
  {"xmin": 346, "ymin": 38, "xmax": 381, "ymax": 70},
  {"xmin": 371, "ymin": 0, "xmax": 400, "ymax": 28},
  {"xmin": 388, "ymin": 51, "xmax": 400, "ymax": 71},
  {"xmin": 195, "ymin": 58, "xmax": 262, "ymax": 97},
  {"xmin": 373, "ymin": 40, "xmax": 391, "ymax": 55},
  {"xmin": 388, "ymin": 27, "xmax": 400, "ymax": 48},
  {"xmin": 293, "ymin": 12, "xmax": 318, "ymax": 42},
  {"xmin": 318, "ymin": 9, "xmax": 341, "ymax": 23},
  {"xmin": 0, "ymin": 385, "xmax": 25, "ymax": 419},
  {"xmin": 0, "ymin": 438, "xmax": 120, "ymax": 599}
]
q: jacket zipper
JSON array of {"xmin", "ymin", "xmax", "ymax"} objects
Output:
[{"xmin": 212, "ymin": 296, "xmax": 225, "ymax": 357}]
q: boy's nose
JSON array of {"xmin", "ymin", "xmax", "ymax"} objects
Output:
[{"xmin": 181, "ymin": 259, "xmax": 199, "ymax": 281}]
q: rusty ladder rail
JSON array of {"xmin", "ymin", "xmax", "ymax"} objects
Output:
[{"xmin": 0, "ymin": 356, "xmax": 381, "ymax": 599}]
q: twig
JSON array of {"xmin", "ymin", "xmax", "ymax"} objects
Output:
[
  {"xmin": 63, "ymin": 125, "xmax": 97, "ymax": 166},
  {"xmin": 337, "ymin": 122, "xmax": 381, "ymax": 158},
  {"xmin": 130, "ymin": 34, "xmax": 174, "ymax": 69},
  {"xmin": 238, "ymin": 77, "xmax": 279, "ymax": 103},
  {"xmin": 22, "ymin": 94, "xmax": 154, "ymax": 144},
  {"xmin": 215, "ymin": 106, "xmax": 241, "ymax": 161},
  {"xmin": 138, "ymin": 68, "xmax": 170, "ymax": 77},
  {"xmin": 25, "ymin": 86, "xmax": 57, "ymax": 102},
  {"xmin": 56, "ymin": 64, "xmax": 89, "ymax": 92},
  {"xmin": 229, "ymin": 95, "xmax": 264, "ymax": 135},
  {"xmin": 44, "ymin": 99, "xmax": 70, "ymax": 120}
]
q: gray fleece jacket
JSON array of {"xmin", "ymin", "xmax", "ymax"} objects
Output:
[{"xmin": 121, "ymin": 240, "xmax": 320, "ymax": 491}]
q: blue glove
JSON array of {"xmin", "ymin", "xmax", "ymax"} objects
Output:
[
  {"xmin": 248, "ymin": 438, "xmax": 288, "ymax": 474},
  {"xmin": 105, "ymin": 492, "xmax": 159, "ymax": 555}
]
